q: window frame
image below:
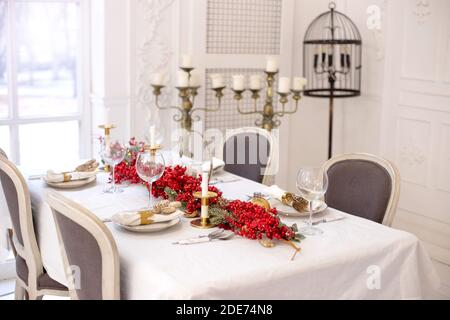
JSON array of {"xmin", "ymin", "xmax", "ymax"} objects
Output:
[{"xmin": 0, "ymin": 0, "xmax": 91, "ymax": 164}]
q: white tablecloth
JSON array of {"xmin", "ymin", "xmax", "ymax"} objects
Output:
[{"xmin": 27, "ymin": 171, "xmax": 440, "ymax": 300}]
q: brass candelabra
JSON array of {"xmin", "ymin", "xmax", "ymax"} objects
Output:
[
  {"xmin": 232, "ymin": 71, "xmax": 303, "ymax": 132},
  {"xmin": 151, "ymin": 67, "xmax": 225, "ymax": 133}
]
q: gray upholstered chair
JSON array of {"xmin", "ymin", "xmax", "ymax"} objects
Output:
[
  {"xmin": 46, "ymin": 191, "xmax": 120, "ymax": 300},
  {"xmin": 0, "ymin": 156, "xmax": 68, "ymax": 300},
  {"xmin": 223, "ymin": 127, "xmax": 274, "ymax": 184},
  {"xmin": 323, "ymin": 153, "xmax": 400, "ymax": 226}
]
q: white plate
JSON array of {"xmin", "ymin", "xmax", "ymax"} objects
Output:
[
  {"xmin": 43, "ymin": 176, "xmax": 97, "ymax": 189},
  {"xmin": 115, "ymin": 218, "xmax": 181, "ymax": 233},
  {"xmin": 270, "ymin": 199, "xmax": 328, "ymax": 218}
]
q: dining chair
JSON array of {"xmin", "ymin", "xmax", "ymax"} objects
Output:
[
  {"xmin": 222, "ymin": 127, "xmax": 275, "ymax": 184},
  {"xmin": 0, "ymin": 156, "xmax": 68, "ymax": 300},
  {"xmin": 0, "ymin": 149, "xmax": 14, "ymax": 260},
  {"xmin": 323, "ymin": 153, "xmax": 400, "ymax": 226},
  {"xmin": 46, "ymin": 191, "xmax": 120, "ymax": 300}
]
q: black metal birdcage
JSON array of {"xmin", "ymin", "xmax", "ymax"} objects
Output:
[{"xmin": 303, "ymin": 2, "xmax": 362, "ymax": 158}]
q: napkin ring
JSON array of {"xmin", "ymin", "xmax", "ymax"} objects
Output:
[
  {"xmin": 63, "ymin": 173, "xmax": 72, "ymax": 183},
  {"xmin": 139, "ymin": 211, "xmax": 155, "ymax": 225}
]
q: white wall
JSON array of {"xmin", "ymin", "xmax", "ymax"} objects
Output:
[
  {"xmin": 287, "ymin": 0, "xmax": 386, "ymax": 192},
  {"xmin": 288, "ymin": 0, "xmax": 450, "ymax": 298},
  {"xmin": 381, "ymin": 0, "xmax": 450, "ymax": 298}
]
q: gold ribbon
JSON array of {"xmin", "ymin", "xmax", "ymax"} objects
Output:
[
  {"xmin": 63, "ymin": 173, "xmax": 72, "ymax": 183},
  {"xmin": 139, "ymin": 211, "xmax": 154, "ymax": 225}
]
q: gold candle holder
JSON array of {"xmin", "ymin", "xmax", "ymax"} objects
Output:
[
  {"xmin": 190, "ymin": 191, "xmax": 218, "ymax": 229},
  {"xmin": 144, "ymin": 144, "xmax": 162, "ymax": 156},
  {"xmin": 99, "ymin": 124, "xmax": 116, "ymax": 172}
]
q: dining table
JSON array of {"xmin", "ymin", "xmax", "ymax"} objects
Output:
[{"xmin": 26, "ymin": 160, "xmax": 440, "ymax": 300}]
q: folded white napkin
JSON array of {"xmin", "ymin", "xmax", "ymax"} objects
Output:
[
  {"xmin": 45, "ymin": 170, "xmax": 97, "ymax": 183},
  {"xmin": 266, "ymin": 185, "xmax": 286, "ymax": 202},
  {"xmin": 111, "ymin": 210, "xmax": 183, "ymax": 227}
]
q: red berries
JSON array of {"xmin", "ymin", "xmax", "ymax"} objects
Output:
[
  {"xmin": 224, "ymin": 201, "xmax": 294, "ymax": 241},
  {"xmin": 112, "ymin": 139, "xmax": 296, "ymax": 242}
]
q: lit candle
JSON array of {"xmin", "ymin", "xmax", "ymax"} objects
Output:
[
  {"xmin": 250, "ymin": 75, "xmax": 262, "ymax": 90},
  {"xmin": 149, "ymin": 125, "xmax": 156, "ymax": 147},
  {"xmin": 232, "ymin": 75, "xmax": 245, "ymax": 91},
  {"xmin": 278, "ymin": 77, "xmax": 291, "ymax": 93},
  {"xmin": 181, "ymin": 54, "xmax": 193, "ymax": 68},
  {"xmin": 152, "ymin": 73, "xmax": 164, "ymax": 86},
  {"xmin": 266, "ymin": 56, "xmax": 279, "ymax": 72},
  {"xmin": 211, "ymin": 74, "xmax": 225, "ymax": 89},
  {"xmin": 292, "ymin": 77, "xmax": 307, "ymax": 91},
  {"xmin": 177, "ymin": 71, "xmax": 190, "ymax": 87}
]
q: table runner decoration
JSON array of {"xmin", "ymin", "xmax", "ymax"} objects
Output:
[{"xmin": 108, "ymin": 139, "xmax": 304, "ymax": 257}]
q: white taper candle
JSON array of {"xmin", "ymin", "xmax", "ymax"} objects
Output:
[
  {"xmin": 232, "ymin": 75, "xmax": 245, "ymax": 91},
  {"xmin": 266, "ymin": 56, "xmax": 279, "ymax": 72},
  {"xmin": 177, "ymin": 71, "xmax": 190, "ymax": 87},
  {"xmin": 211, "ymin": 74, "xmax": 225, "ymax": 89},
  {"xmin": 278, "ymin": 77, "xmax": 291, "ymax": 93},
  {"xmin": 292, "ymin": 77, "xmax": 307, "ymax": 91},
  {"xmin": 151, "ymin": 73, "xmax": 164, "ymax": 86},
  {"xmin": 250, "ymin": 75, "xmax": 262, "ymax": 90},
  {"xmin": 181, "ymin": 54, "xmax": 193, "ymax": 68},
  {"xmin": 201, "ymin": 170, "xmax": 209, "ymax": 219},
  {"xmin": 149, "ymin": 125, "xmax": 156, "ymax": 147}
]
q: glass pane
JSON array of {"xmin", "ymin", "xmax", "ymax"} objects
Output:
[
  {"xmin": 19, "ymin": 121, "xmax": 79, "ymax": 169},
  {"xmin": 0, "ymin": 1, "xmax": 8, "ymax": 119},
  {"xmin": 0, "ymin": 125, "xmax": 10, "ymax": 157},
  {"xmin": 16, "ymin": 2, "xmax": 80, "ymax": 118}
]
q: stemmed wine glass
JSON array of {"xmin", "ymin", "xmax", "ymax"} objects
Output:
[
  {"xmin": 296, "ymin": 167, "xmax": 329, "ymax": 236},
  {"xmin": 136, "ymin": 151, "xmax": 165, "ymax": 210},
  {"xmin": 100, "ymin": 138, "xmax": 126, "ymax": 194}
]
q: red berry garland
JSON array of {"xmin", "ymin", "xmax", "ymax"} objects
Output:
[
  {"xmin": 152, "ymin": 165, "xmax": 222, "ymax": 214},
  {"xmin": 111, "ymin": 139, "xmax": 301, "ymax": 244},
  {"xmin": 223, "ymin": 200, "xmax": 296, "ymax": 241}
]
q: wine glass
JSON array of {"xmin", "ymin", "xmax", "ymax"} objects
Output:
[
  {"xmin": 136, "ymin": 151, "xmax": 165, "ymax": 210},
  {"xmin": 296, "ymin": 167, "xmax": 329, "ymax": 236},
  {"xmin": 100, "ymin": 138, "xmax": 126, "ymax": 194}
]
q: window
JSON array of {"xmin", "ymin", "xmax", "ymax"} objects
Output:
[{"xmin": 0, "ymin": 0, "xmax": 89, "ymax": 168}]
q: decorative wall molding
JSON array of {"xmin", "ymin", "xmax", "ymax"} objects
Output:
[
  {"xmin": 399, "ymin": 140, "xmax": 427, "ymax": 166},
  {"xmin": 396, "ymin": 118, "xmax": 430, "ymax": 186},
  {"xmin": 135, "ymin": 0, "xmax": 176, "ymax": 133},
  {"xmin": 437, "ymin": 123, "xmax": 450, "ymax": 193},
  {"xmin": 412, "ymin": 0, "xmax": 431, "ymax": 25}
]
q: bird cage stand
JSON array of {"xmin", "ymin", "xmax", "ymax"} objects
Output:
[{"xmin": 303, "ymin": 2, "xmax": 362, "ymax": 159}]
